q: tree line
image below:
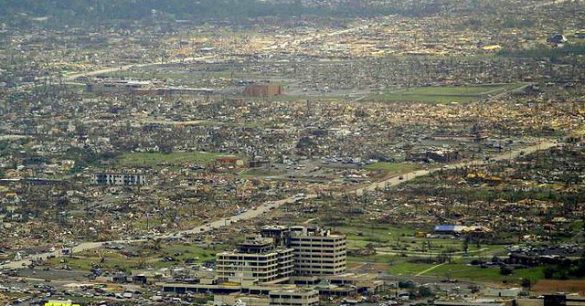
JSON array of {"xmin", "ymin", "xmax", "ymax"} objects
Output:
[{"xmin": 0, "ymin": 0, "xmax": 450, "ymax": 28}]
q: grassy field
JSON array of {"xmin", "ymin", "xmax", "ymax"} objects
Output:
[
  {"xmin": 389, "ymin": 261, "xmax": 544, "ymax": 283},
  {"xmin": 160, "ymin": 243, "xmax": 222, "ymax": 263},
  {"xmin": 340, "ymin": 221, "xmax": 535, "ymax": 283},
  {"xmin": 336, "ymin": 222, "xmax": 473, "ymax": 254},
  {"xmin": 367, "ymin": 83, "xmax": 526, "ymax": 104},
  {"xmin": 385, "ymin": 259, "xmax": 545, "ymax": 283},
  {"xmin": 342, "ymin": 223, "xmax": 509, "ymax": 256},
  {"xmin": 348, "ymin": 252, "xmax": 544, "ymax": 284},
  {"xmin": 48, "ymin": 243, "xmax": 222, "ymax": 271},
  {"xmin": 424, "ymin": 263, "xmax": 544, "ymax": 282},
  {"xmin": 117, "ymin": 151, "xmax": 237, "ymax": 167}
]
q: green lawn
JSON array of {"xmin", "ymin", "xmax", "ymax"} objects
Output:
[
  {"xmin": 349, "ymin": 252, "xmax": 545, "ymax": 284},
  {"xmin": 48, "ymin": 243, "xmax": 223, "ymax": 271},
  {"xmin": 335, "ymin": 222, "xmax": 509, "ymax": 254},
  {"xmin": 49, "ymin": 251, "xmax": 135, "ymax": 271},
  {"xmin": 388, "ymin": 262, "xmax": 435, "ymax": 275},
  {"xmin": 382, "ymin": 259, "xmax": 545, "ymax": 284},
  {"xmin": 117, "ymin": 152, "xmax": 237, "ymax": 167},
  {"xmin": 417, "ymin": 263, "xmax": 544, "ymax": 283},
  {"xmin": 161, "ymin": 243, "xmax": 224, "ymax": 263},
  {"xmin": 367, "ymin": 83, "xmax": 526, "ymax": 104}
]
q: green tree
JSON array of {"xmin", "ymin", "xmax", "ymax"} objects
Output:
[
  {"xmin": 521, "ymin": 278, "xmax": 531, "ymax": 289},
  {"xmin": 418, "ymin": 286, "xmax": 433, "ymax": 297},
  {"xmin": 500, "ymin": 265, "xmax": 513, "ymax": 276},
  {"xmin": 544, "ymin": 266, "xmax": 555, "ymax": 279},
  {"xmin": 462, "ymin": 236, "xmax": 470, "ymax": 254}
]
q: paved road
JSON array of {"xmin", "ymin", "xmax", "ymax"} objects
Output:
[
  {"xmin": 62, "ymin": 55, "xmax": 215, "ymax": 82},
  {"xmin": 528, "ymin": 0, "xmax": 579, "ymax": 8},
  {"xmin": 0, "ymin": 195, "xmax": 316, "ymax": 270},
  {"xmin": 0, "ymin": 140, "xmax": 556, "ymax": 270},
  {"xmin": 354, "ymin": 140, "xmax": 556, "ymax": 196}
]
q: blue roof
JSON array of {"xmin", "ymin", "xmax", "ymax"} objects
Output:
[{"xmin": 434, "ymin": 225, "xmax": 457, "ymax": 232}]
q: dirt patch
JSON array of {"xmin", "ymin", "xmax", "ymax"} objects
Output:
[{"xmin": 532, "ymin": 280, "xmax": 585, "ymax": 294}]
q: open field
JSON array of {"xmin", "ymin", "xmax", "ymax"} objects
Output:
[
  {"xmin": 162, "ymin": 243, "xmax": 221, "ymax": 263},
  {"xmin": 348, "ymin": 251, "xmax": 546, "ymax": 284},
  {"xmin": 389, "ymin": 262, "xmax": 545, "ymax": 283},
  {"xmin": 47, "ymin": 243, "xmax": 221, "ymax": 271},
  {"xmin": 116, "ymin": 152, "xmax": 236, "ymax": 167},
  {"xmin": 367, "ymin": 83, "xmax": 527, "ymax": 104},
  {"xmin": 336, "ymin": 222, "xmax": 505, "ymax": 258},
  {"xmin": 339, "ymin": 222, "xmax": 538, "ymax": 284},
  {"xmin": 334, "ymin": 223, "xmax": 417, "ymax": 248},
  {"xmin": 416, "ymin": 263, "xmax": 544, "ymax": 283},
  {"xmin": 336, "ymin": 222, "xmax": 466, "ymax": 252}
]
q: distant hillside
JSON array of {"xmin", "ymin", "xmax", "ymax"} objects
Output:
[
  {"xmin": 0, "ymin": 0, "xmax": 442, "ymax": 28},
  {"xmin": 0, "ymin": 0, "xmax": 294, "ymax": 20}
]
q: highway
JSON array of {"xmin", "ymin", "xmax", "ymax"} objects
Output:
[
  {"xmin": 354, "ymin": 140, "xmax": 556, "ymax": 196},
  {"xmin": 0, "ymin": 139, "xmax": 557, "ymax": 270},
  {"xmin": 62, "ymin": 55, "xmax": 215, "ymax": 82}
]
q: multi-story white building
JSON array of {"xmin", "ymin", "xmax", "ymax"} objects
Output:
[
  {"xmin": 216, "ymin": 226, "xmax": 346, "ymax": 284},
  {"xmin": 216, "ymin": 237, "xmax": 294, "ymax": 284},
  {"xmin": 287, "ymin": 226, "xmax": 347, "ymax": 276}
]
